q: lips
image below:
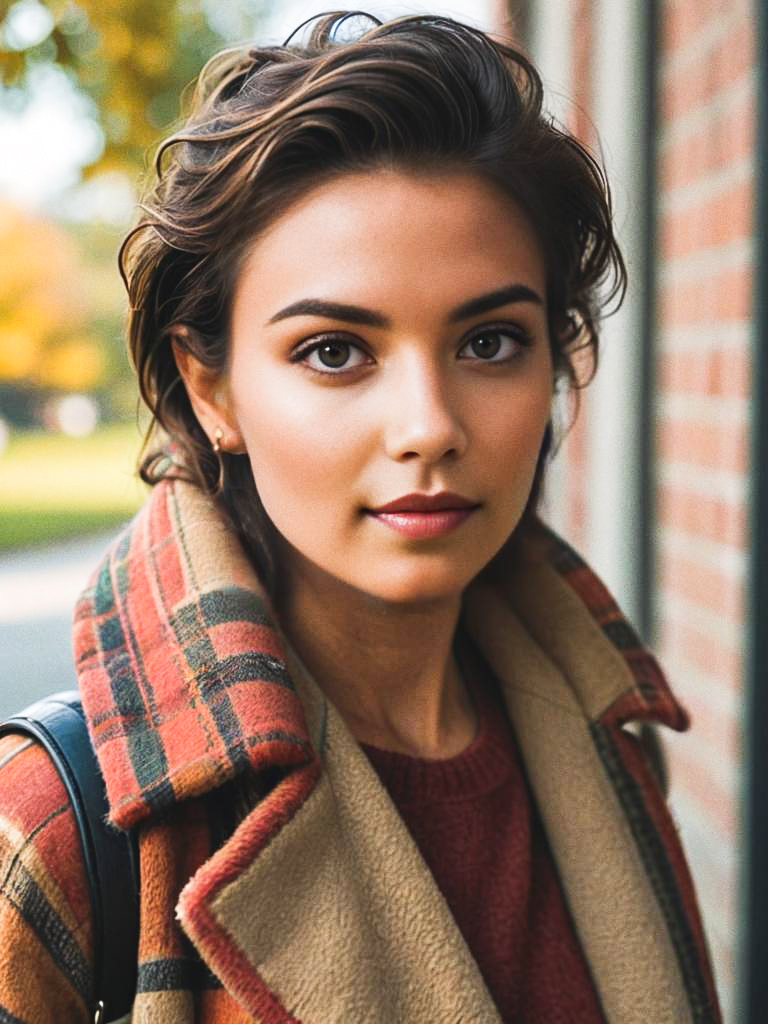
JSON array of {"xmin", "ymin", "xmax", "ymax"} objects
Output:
[
  {"xmin": 366, "ymin": 492, "xmax": 480, "ymax": 540},
  {"xmin": 370, "ymin": 492, "xmax": 478, "ymax": 514}
]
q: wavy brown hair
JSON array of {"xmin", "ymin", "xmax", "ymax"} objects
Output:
[{"xmin": 120, "ymin": 10, "xmax": 625, "ymax": 590}]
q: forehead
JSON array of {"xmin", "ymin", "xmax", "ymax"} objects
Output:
[{"xmin": 233, "ymin": 169, "xmax": 547, "ymax": 317}]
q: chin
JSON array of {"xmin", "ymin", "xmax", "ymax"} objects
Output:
[
  {"xmin": 282, "ymin": 541, "xmax": 499, "ymax": 609},
  {"xmin": 354, "ymin": 564, "xmax": 479, "ymax": 608}
]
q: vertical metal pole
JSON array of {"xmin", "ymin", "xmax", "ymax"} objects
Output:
[{"xmin": 742, "ymin": 1, "xmax": 767, "ymax": 1019}]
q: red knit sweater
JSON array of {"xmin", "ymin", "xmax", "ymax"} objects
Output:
[{"xmin": 361, "ymin": 662, "xmax": 607, "ymax": 1023}]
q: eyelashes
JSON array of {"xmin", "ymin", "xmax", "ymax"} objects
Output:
[
  {"xmin": 457, "ymin": 326, "xmax": 533, "ymax": 362},
  {"xmin": 290, "ymin": 323, "xmax": 534, "ymax": 377},
  {"xmin": 291, "ymin": 336, "xmax": 371, "ymax": 373}
]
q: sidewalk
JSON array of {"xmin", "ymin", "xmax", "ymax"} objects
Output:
[{"xmin": 0, "ymin": 531, "xmax": 114, "ymax": 717}]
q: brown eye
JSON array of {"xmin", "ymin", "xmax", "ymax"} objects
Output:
[
  {"xmin": 469, "ymin": 334, "xmax": 501, "ymax": 359},
  {"xmin": 458, "ymin": 327, "xmax": 530, "ymax": 363},
  {"xmin": 317, "ymin": 341, "xmax": 351, "ymax": 368},
  {"xmin": 295, "ymin": 337, "xmax": 370, "ymax": 375}
]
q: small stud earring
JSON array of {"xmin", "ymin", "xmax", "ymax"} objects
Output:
[{"xmin": 212, "ymin": 427, "xmax": 224, "ymax": 454}]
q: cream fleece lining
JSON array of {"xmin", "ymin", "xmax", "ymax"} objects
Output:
[
  {"xmin": 486, "ymin": 554, "xmax": 636, "ymax": 718},
  {"xmin": 209, "ymin": 649, "xmax": 500, "ymax": 1024},
  {"xmin": 465, "ymin": 579, "xmax": 691, "ymax": 1024},
  {"xmin": 189, "ymin": 545, "xmax": 690, "ymax": 1024}
]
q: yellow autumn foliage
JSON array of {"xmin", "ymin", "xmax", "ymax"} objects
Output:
[
  {"xmin": 0, "ymin": 206, "xmax": 78, "ymax": 306},
  {"xmin": 0, "ymin": 328, "xmax": 36, "ymax": 378},
  {"xmin": 0, "ymin": 0, "xmax": 265, "ymax": 174},
  {"xmin": 0, "ymin": 202, "xmax": 109, "ymax": 389},
  {"xmin": 0, "ymin": 0, "xmax": 269, "ymax": 398},
  {"xmin": 37, "ymin": 337, "xmax": 105, "ymax": 389}
]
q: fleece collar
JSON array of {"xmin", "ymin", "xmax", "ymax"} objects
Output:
[{"xmin": 73, "ymin": 478, "xmax": 686, "ymax": 830}]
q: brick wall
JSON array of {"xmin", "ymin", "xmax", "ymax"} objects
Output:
[
  {"xmin": 552, "ymin": 0, "xmax": 595, "ymax": 554},
  {"xmin": 528, "ymin": 1, "xmax": 755, "ymax": 1017},
  {"xmin": 654, "ymin": 4, "xmax": 754, "ymax": 1018}
]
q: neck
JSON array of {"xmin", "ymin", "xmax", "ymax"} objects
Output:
[{"xmin": 276, "ymin": 562, "xmax": 477, "ymax": 759}]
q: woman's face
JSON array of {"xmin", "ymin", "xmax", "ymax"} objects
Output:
[{"xmin": 219, "ymin": 169, "xmax": 553, "ymax": 605}]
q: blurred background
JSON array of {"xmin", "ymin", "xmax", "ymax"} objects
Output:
[
  {"xmin": 0, "ymin": 0, "xmax": 507, "ymax": 711},
  {"xmin": 0, "ymin": 1, "xmax": 759, "ymax": 1020}
]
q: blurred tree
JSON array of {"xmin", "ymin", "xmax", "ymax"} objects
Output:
[
  {"xmin": 0, "ymin": 0, "xmax": 269, "ymax": 175},
  {"xmin": 0, "ymin": 202, "xmax": 121, "ymax": 392},
  {"xmin": 0, "ymin": 0, "xmax": 271, "ymax": 425}
]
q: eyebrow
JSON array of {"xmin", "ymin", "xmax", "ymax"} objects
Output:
[
  {"xmin": 265, "ymin": 283, "xmax": 544, "ymax": 328},
  {"xmin": 449, "ymin": 284, "xmax": 543, "ymax": 322}
]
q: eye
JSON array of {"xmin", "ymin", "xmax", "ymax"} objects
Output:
[
  {"xmin": 292, "ymin": 336, "xmax": 371, "ymax": 375},
  {"xmin": 458, "ymin": 326, "xmax": 531, "ymax": 362}
]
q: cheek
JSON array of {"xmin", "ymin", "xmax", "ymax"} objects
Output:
[
  {"xmin": 233, "ymin": 383, "xmax": 364, "ymax": 528},
  {"xmin": 480, "ymin": 377, "xmax": 552, "ymax": 468}
]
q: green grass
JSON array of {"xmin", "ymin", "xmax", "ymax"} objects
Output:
[{"xmin": 0, "ymin": 423, "xmax": 149, "ymax": 552}]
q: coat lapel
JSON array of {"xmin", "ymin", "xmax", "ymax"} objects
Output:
[
  {"xmin": 75, "ymin": 480, "xmax": 709, "ymax": 1022},
  {"xmin": 74, "ymin": 479, "xmax": 317, "ymax": 832},
  {"xmin": 463, "ymin": 558, "xmax": 693, "ymax": 1024},
  {"xmin": 177, "ymin": 646, "xmax": 501, "ymax": 1023}
]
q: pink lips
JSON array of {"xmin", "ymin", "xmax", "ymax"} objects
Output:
[{"xmin": 367, "ymin": 492, "xmax": 480, "ymax": 539}]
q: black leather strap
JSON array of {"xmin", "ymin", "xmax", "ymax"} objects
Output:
[{"xmin": 0, "ymin": 691, "xmax": 139, "ymax": 1021}]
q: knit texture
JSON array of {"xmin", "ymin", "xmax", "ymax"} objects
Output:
[{"xmin": 363, "ymin": 653, "xmax": 606, "ymax": 1023}]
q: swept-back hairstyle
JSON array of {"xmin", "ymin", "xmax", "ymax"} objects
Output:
[{"xmin": 121, "ymin": 10, "xmax": 625, "ymax": 590}]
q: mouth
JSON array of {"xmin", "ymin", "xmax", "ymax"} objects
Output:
[
  {"xmin": 365, "ymin": 492, "xmax": 481, "ymax": 539},
  {"xmin": 370, "ymin": 492, "xmax": 478, "ymax": 513}
]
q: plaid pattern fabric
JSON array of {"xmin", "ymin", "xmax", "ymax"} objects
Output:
[
  {"xmin": 0, "ymin": 478, "xmax": 721, "ymax": 1022},
  {"xmin": 0, "ymin": 734, "xmax": 94, "ymax": 1022},
  {"xmin": 73, "ymin": 478, "xmax": 317, "ymax": 831},
  {"xmin": 543, "ymin": 522, "xmax": 689, "ymax": 727}
]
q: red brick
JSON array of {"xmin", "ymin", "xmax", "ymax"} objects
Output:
[
  {"xmin": 665, "ymin": 740, "xmax": 738, "ymax": 836},
  {"xmin": 661, "ymin": 18, "xmax": 754, "ymax": 121},
  {"xmin": 660, "ymin": 178, "xmax": 753, "ymax": 260},
  {"xmin": 657, "ymin": 413, "xmax": 748, "ymax": 474},
  {"xmin": 668, "ymin": 677, "xmax": 740, "ymax": 760},
  {"xmin": 658, "ymin": 484, "xmax": 747, "ymax": 549},
  {"xmin": 659, "ymin": 551, "xmax": 745, "ymax": 623},
  {"xmin": 662, "ymin": 5, "xmax": 720, "ymax": 56},
  {"xmin": 711, "ymin": 344, "xmax": 751, "ymax": 398},
  {"xmin": 660, "ymin": 93, "xmax": 755, "ymax": 192},
  {"xmin": 659, "ymin": 613, "xmax": 744, "ymax": 693},
  {"xmin": 659, "ymin": 265, "xmax": 752, "ymax": 326},
  {"xmin": 561, "ymin": 0, "xmax": 594, "ymax": 551},
  {"xmin": 569, "ymin": 0, "xmax": 596, "ymax": 148},
  {"xmin": 562, "ymin": 391, "xmax": 591, "ymax": 551},
  {"xmin": 659, "ymin": 346, "xmax": 751, "ymax": 401}
]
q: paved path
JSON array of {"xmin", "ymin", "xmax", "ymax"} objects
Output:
[{"xmin": 0, "ymin": 533, "xmax": 116, "ymax": 718}]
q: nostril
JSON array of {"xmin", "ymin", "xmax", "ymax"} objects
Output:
[{"xmin": 398, "ymin": 445, "xmax": 459, "ymax": 462}]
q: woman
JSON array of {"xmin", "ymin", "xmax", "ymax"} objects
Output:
[{"xmin": 0, "ymin": 12, "xmax": 720, "ymax": 1023}]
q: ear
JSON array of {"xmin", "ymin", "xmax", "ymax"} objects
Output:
[{"xmin": 171, "ymin": 328, "xmax": 246, "ymax": 454}]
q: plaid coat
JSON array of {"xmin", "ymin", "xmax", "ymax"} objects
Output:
[{"xmin": 0, "ymin": 479, "xmax": 721, "ymax": 1023}]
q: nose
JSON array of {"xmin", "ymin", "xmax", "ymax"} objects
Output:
[{"xmin": 383, "ymin": 357, "xmax": 468, "ymax": 464}]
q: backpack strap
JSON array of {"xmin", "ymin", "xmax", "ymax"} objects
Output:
[{"xmin": 0, "ymin": 691, "xmax": 139, "ymax": 1022}]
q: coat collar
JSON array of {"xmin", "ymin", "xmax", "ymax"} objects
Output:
[
  {"xmin": 74, "ymin": 477, "xmax": 686, "ymax": 831},
  {"xmin": 74, "ymin": 478, "xmax": 696, "ymax": 1023},
  {"xmin": 73, "ymin": 477, "xmax": 315, "ymax": 830}
]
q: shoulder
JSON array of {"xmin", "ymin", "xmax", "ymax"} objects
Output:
[{"xmin": 0, "ymin": 732, "xmax": 93, "ymax": 1022}]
